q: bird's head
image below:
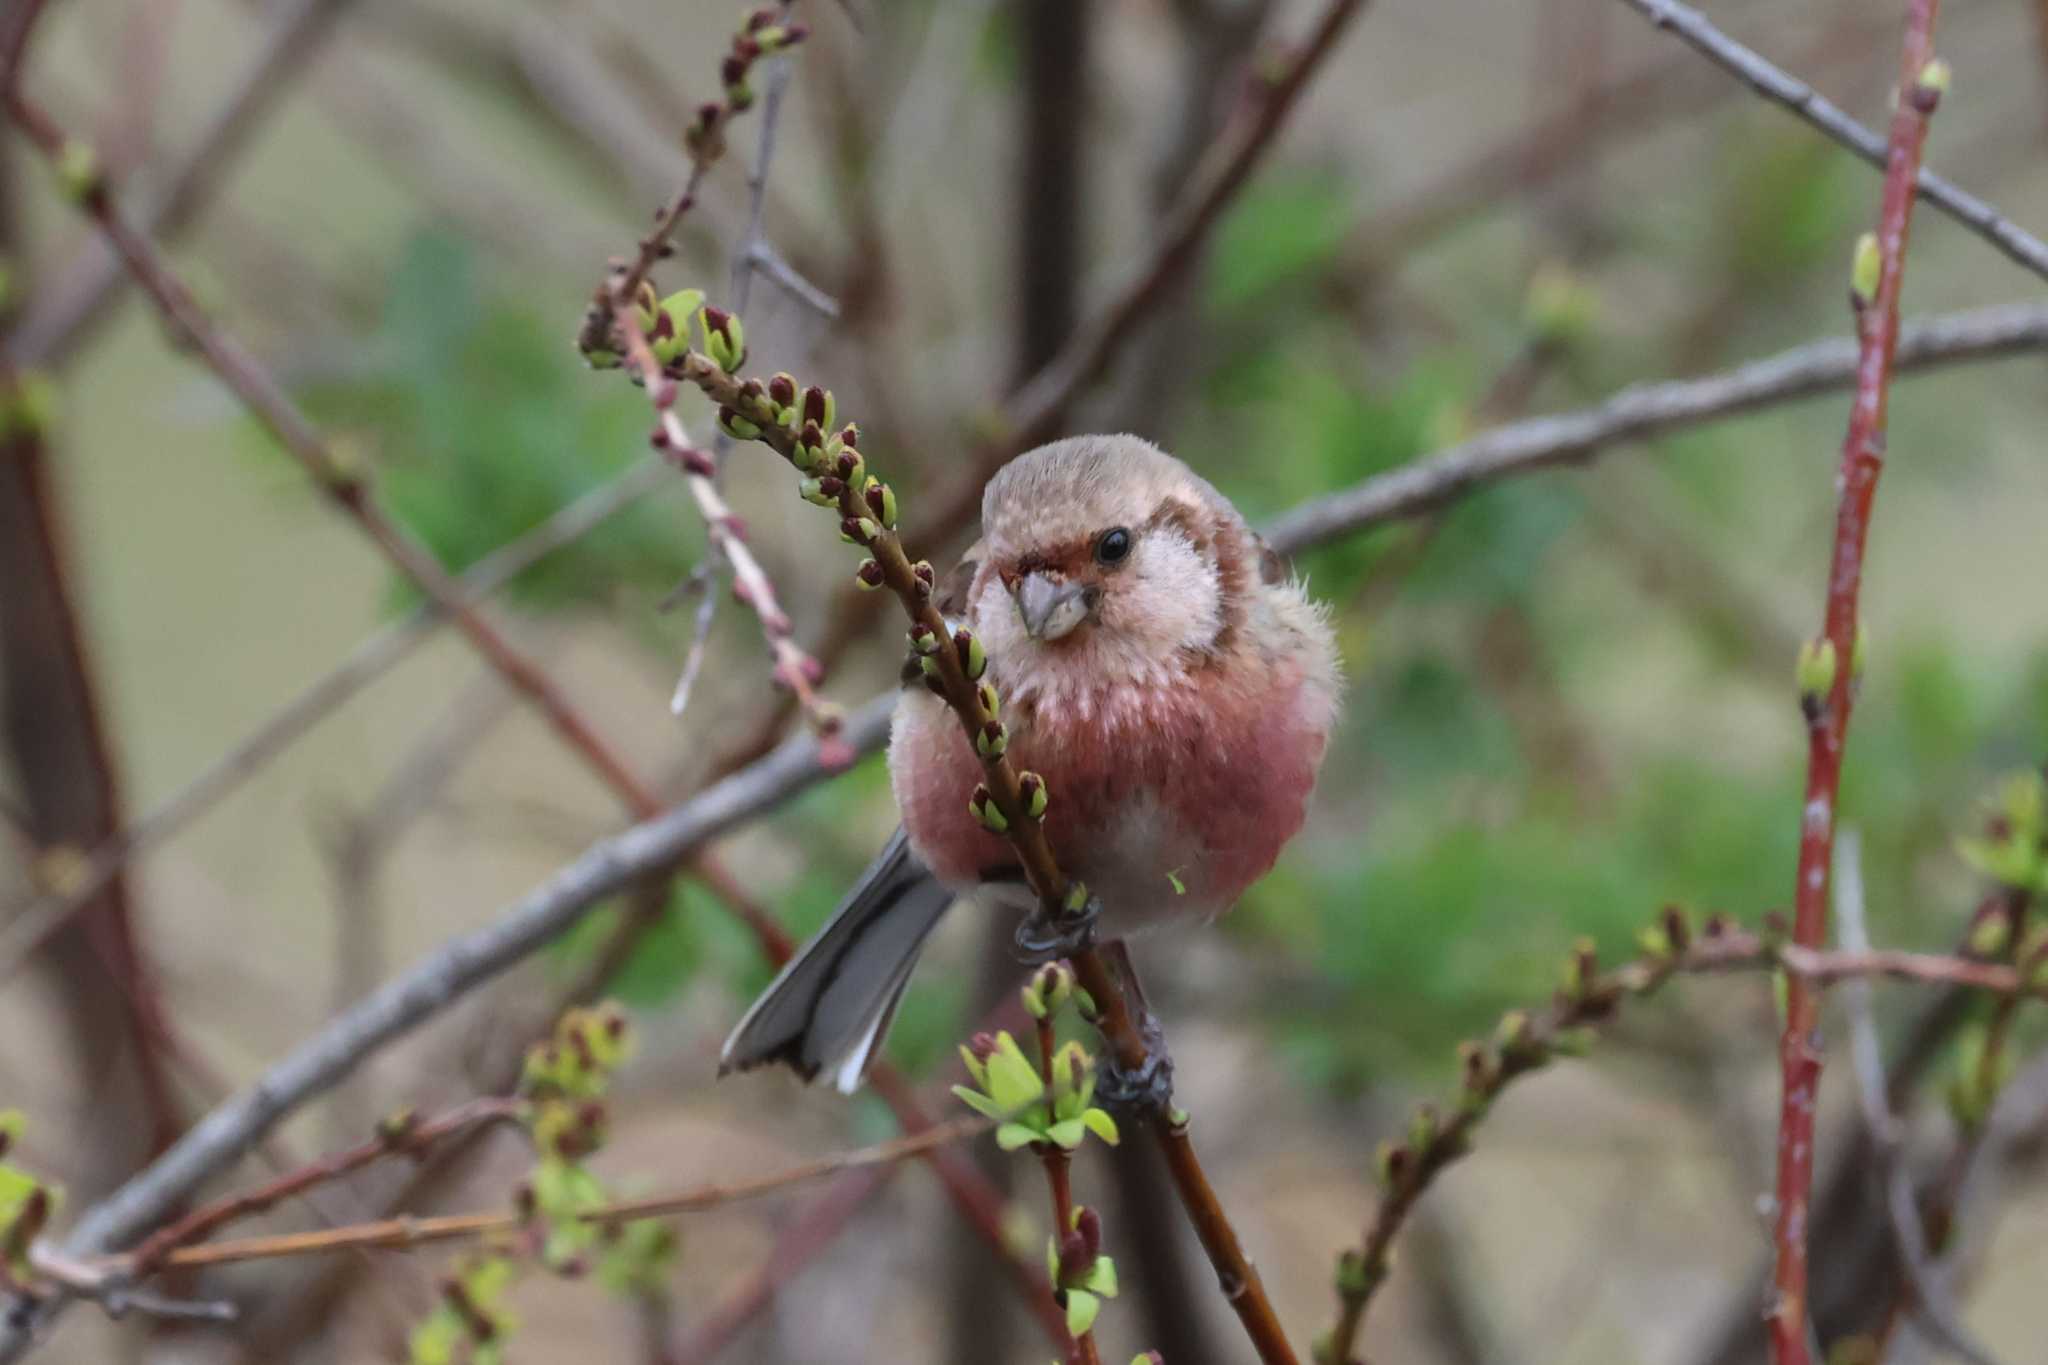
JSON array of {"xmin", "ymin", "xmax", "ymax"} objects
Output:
[{"xmin": 967, "ymin": 435, "xmax": 1262, "ymax": 689}]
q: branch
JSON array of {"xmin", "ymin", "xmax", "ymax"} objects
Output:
[
  {"xmin": 123, "ymin": 1097, "xmax": 525, "ymax": 1275},
  {"xmin": 1771, "ymin": 8, "xmax": 1945, "ymax": 1361},
  {"xmin": 654, "ymin": 348, "xmax": 1301, "ymax": 1363},
  {"xmin": 1616, "ymin": 0, "xmax": 2048, "ymax": 285},
  {"xmin": 0, "ymin": 456, "xmax": 673, "ymax": 981},
  {"xmin": 107, "ymin": 1116, "xmax": 990, "ymax": 1274},
  {"xmin": 1318, "ymin": 910, "xmax": 2042, "ymax": 1363},
  {"xmin": 900, "ymin": 0, "xmax": 1371, "ymax": 551},
  {"xmin": 10, "ymin": 0, "xmax": 362, "ymax": 367},
  {"xmin": 1261, "ymin": 301, "xmax": 2048, "ymax": 554},
  {"xmin": 998, "ymin": 0, "xmax": 1368, "ymax": 444},
  {"xmin": 0, "ymin": 697, "xmax": 888, "ymax": 1362}
]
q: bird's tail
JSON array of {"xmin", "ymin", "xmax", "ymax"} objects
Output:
[{"xmin": 719, "ymin": 828, "xmax": 954, "ymax": 1093}]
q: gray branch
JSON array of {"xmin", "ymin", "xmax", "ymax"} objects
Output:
[
  {"xmin": 1616, "ymin": 0, "xmax": 2048, "ymax": 285},
  {"xmin": 1263, "ymin": 301, "xmax": 2048, "ymax": 554}
]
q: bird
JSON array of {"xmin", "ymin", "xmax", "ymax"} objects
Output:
[{"xmin": 721, "ymin": 433, "xmax": 1342, "ymax": 1094}]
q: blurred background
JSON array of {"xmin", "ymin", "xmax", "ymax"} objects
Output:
[{"xmin": 3, "ymin": 0, "xmax": 2048, "ymax": 1360}]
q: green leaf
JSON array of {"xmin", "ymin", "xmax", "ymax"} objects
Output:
[
  {"xmin": 1081, "ymin": 1108, "xmax": 1120, "ymax": 1147},
  {"xmin": 1064, "ymin": 1288, "xmax": 1101, "ymax": 1337},
  {"xmin": 995, "ymin": 1122, "xmax": 1042, "ymax": 1152},
  {"xmin": 952, "ymin": 1086, "xmax": 1008, "ymax": 1120},
  {"xmin": 984, "ymin": 1034, "xmax": 1045, "ymax": 1112},
  {"xmin": 1045, "ymin": 1117, "xmax": 1086, "ymax": 1149},
  {"xmin": 1080, "ymin": 1253, "xmax": 1118, "ymax": 1298}
]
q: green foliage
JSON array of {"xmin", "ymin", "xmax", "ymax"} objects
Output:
[
  {"xmin": 1208, "ymin": 174, "xmax": 1356, "ymax": 315},
  {"xmin": 298, "ymin": 232, "xmax": 698, "ymax": 613},
  {"xmin": 953, "ymin": 1031, "xmax": 1119, "ymax": 1151}
]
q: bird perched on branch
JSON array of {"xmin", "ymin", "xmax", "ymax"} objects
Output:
[{"xmin": 722, "ymin": 434, "xmax": 1342, "ymax": 1093}]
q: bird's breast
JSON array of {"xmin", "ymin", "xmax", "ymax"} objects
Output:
[{"xmin": 889, "ymin": 654, "xmax": 1332, "ymax": 933}]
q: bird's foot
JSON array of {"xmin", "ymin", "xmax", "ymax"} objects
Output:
[
  {"xmin": 1096, "ymin": 1013, "xmax": 1174, "ymax": 1113},
  {"xmin": 1013, "ymin": 890, "xmax": 1100, "ymax": 965}
]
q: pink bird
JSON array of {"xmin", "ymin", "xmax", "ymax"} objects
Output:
[{"xmin": 722, "ymin": 434, "xmax": 1343, "ymax": 1094}]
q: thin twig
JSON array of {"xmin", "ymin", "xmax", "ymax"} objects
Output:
[
  {"xmin": 1616, "ymin": 0, "xmax": 2048, "ymax": 284},
  {"xmin": 747, "ymin": 239, "xmax": 840, "ymax": 319},
  {"xmin": 1034, "ymin": 1012, "xmax": 1100, "ymax": 1365},
  {"xmin": 112, "ymin": 1116, "xmax": 988, "ymax": 1273},
  {"xmin": 10, "ymin": 0, "xmax": 362, "ymax": 367},
  {"xmin": 0, "ymin": 456, "xmax": 673, "ymax": 982},
  {"xmin": 22, "ymin": 1249, "xmax": 235, "ymax": 1325},
  {"xmin": 667, "ymin": 1163, "xmax": 895, "ymax": 1365},
  {"xmin": 126, "ymin": 1097, "xmax": 524, "ymax": 1274},
  {"xmin": 1833, "ymin": 832, "xmax": 2006, "ymax": 1365}
]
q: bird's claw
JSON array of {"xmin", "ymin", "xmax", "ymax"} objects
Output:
[
  {"xmin": 1013, "ymin": 891, "xmax": 1100, "ymax": 964},
  {"xmin": 1096, "ymin": 1041, "xmax": 1174, "ymax": 1113}
]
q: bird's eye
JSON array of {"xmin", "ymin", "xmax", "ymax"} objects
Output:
[{"xmin": 1094, "ymin": 527, "xmax": 1133, "ymax": 565}]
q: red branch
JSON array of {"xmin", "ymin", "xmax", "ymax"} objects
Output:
[{"xmin": 1771, "ymin": 5, "xmax": 1944, "ymax": 1362}]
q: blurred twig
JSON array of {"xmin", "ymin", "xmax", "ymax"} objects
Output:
[
  {"xmin": 1261, "ymin": 301, "xmax": 2048, "ymax": 554},
  {"xmin": 113, "ymin": 1116, "xmax": 989, "ymax": 1274},
  {"xmin": 667, "ymin": 1164, "xmax": 895, "ymax": 1365},
  {"xmin": 0, "ymin": 458, "xmax": 672, "ymax": 980},
  {"xmin": 0, "ymin": 139, "xmax": 186, "ymax": 1172},
  {"xmin": 1618, "ymin": 0, "xmax": 2048, "ymax": 284},
  {"xmin": 1834, "ymin": 831, "xmax": 2005, "ymax": 1365},
  {"xmin": 11, "ymin": 0, "xmax": 361, "ymax": 366}
]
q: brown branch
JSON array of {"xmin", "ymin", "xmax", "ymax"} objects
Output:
[
  {"xmin": 121, "ymin": 1096, "xmax": 524, "ymax": 1275},
  {"xmin": 1769, "ymin": 8, "xmax": 1944, "ymax": 1362},
  {"xmin": 117, "ymin": 1116, "xmax": 990, "ymax": 1274}
]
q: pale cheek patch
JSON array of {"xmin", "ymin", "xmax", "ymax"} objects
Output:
[{"xmin": 1106, "ymin": 531, "xmax": 1221, "ymax": 654}]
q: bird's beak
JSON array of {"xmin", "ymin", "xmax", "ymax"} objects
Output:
[{"xmin": 1014, "ymin": 572, "xmax": 1092, "ymax": 641}]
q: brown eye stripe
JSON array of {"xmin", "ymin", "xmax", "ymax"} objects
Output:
[{"xmin": 1010, "ymin": 540, "xmax": 1093, "ymax": 579}]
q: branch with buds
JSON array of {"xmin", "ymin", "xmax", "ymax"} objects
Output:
[
  {"xmin": 1319, "ymin": 899, "xmax": 2048, "ymax": 1364},
  {"xmin": 953, "ymin": 964, "xmax": 1129, "ymax": 1363},
  {"xmin": 578, "ymin": 299, "xmax": 1303, "ymax": 1362},
  {"xmin": 1770, "ymin": 9, "xmax": 1947, "ymax": 1361}
]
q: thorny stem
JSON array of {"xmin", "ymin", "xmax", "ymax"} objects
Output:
[
  {"xmin": 1771, "ymin": 6, "xmax": 1942, "ymax": 1362},
  {"xmin": 100, "ymin": 1116, "xmax": 991, "ymax": 1274}
]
